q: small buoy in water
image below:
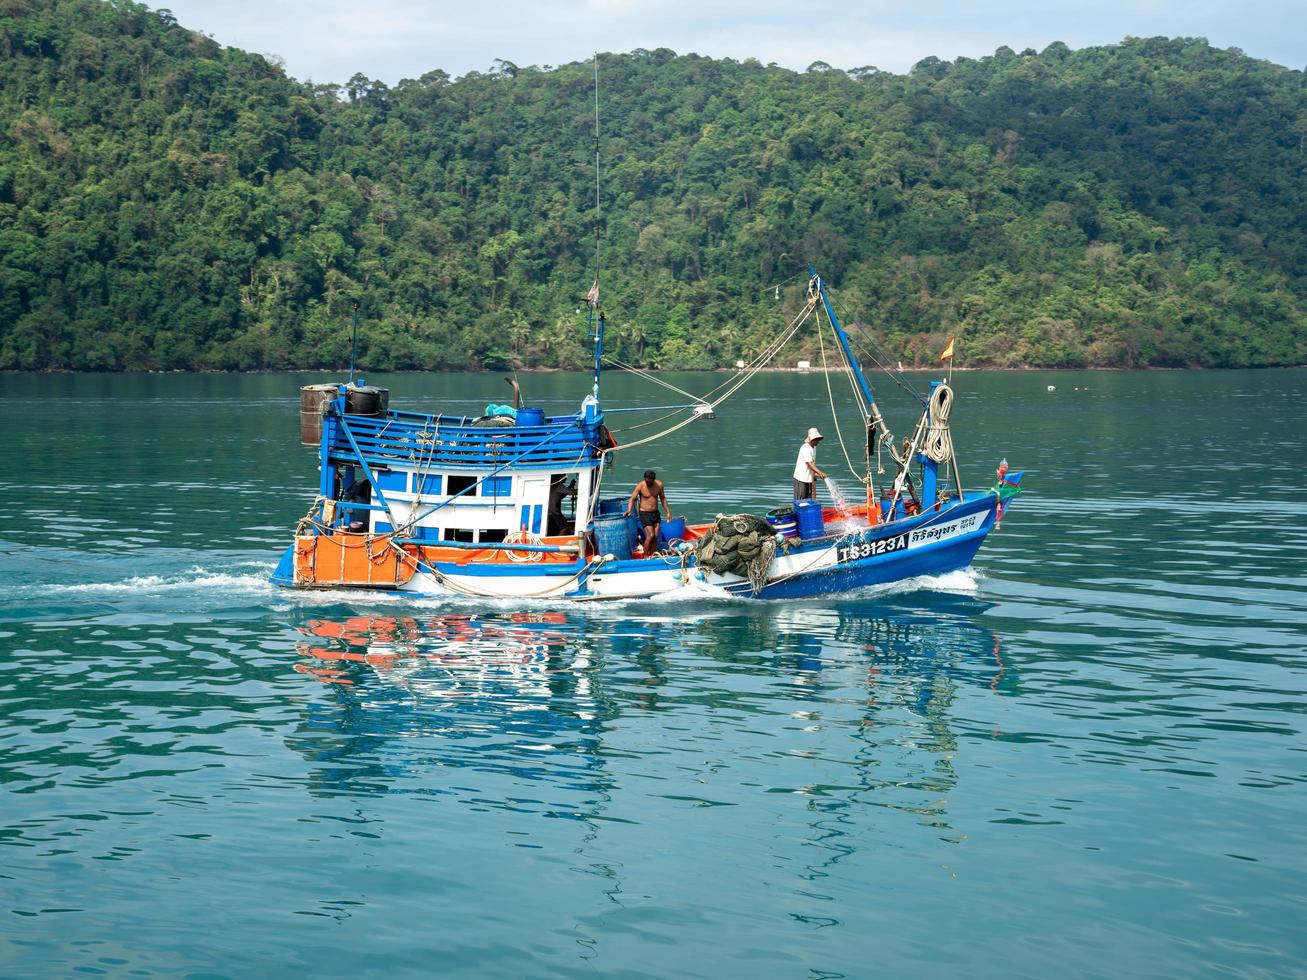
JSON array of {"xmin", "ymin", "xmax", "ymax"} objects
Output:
[{"xmin": 1047, "ymin": 385, "xmax": 1056, "ymax": 391}]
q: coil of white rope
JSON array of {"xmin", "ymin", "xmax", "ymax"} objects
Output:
[
  {"xmin": 922, "ymin": 383, "xmax": 954, "ymax": 463},
  {"xmin": 503, "ymin": 528, "xmax": 545, "ymax": 563}
]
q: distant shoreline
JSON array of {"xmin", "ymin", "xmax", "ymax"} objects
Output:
[{"xmin": 9, "ymin": 364, "xmax": 1304, "ymax": 375}]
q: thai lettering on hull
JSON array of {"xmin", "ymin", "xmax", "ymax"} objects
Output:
[
  {"xmin": 908, "ymin": 512, "xmax": 982, "ymax": 547},
  {"xmin": 836, "ymin": 512, "xmax": 983, "ymax": 565}
]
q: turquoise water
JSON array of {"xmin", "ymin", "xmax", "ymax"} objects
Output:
[{"xmin": 3, "ymin": 369, "xmax": 1306, "ymax": 978}]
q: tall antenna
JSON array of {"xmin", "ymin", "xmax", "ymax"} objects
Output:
[
  {"xmin": 588, "ymin": 53, "xmax": 604, "ymax": 398},
  {"xmin": 348, "ymin": 302, "xmax": 359, "ymax": 383}
]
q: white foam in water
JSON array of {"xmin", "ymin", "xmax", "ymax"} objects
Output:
[
  {"xmin": 54, "ymin": 575, "xmax": 170, "ymax": 593},
  {"xmin": 53, "ymin": 567, "xmax": 276, "ymax": 595},
  {"xmin": 46, "ymin": 558, "xmax": 979, "ymax": 607},
  {"xmin": 864, "ymin": 566, "xmax": 981, "ymax": 599}
]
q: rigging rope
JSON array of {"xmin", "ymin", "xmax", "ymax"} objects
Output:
[
  {"xmin": 390, "ymin": 543, "xmax": 611, "ymax": 599},
  {"xmin": 602, "ymin": 357, "xmax": 701, "ymax": 400},
  {"xmin": 597, "ymin": 294, "xmax": 818, "ymax": 457},
  {"xmin": 813, "ymin": 277, "xmax": 928, "ymax": 408}
]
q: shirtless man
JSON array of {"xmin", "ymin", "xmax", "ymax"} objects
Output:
[{"xmin": 624, "ymin": 470, "xmax": 671, "ymax": 555}]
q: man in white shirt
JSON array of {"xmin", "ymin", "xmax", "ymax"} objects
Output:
[{"xmin": 793, "ymin": 428, "xmax": 826, "ymax": 500}]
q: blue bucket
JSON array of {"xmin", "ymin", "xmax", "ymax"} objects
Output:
[
  {"xmin": 516, "ymin": 406, "xmax": 545, "ymax": 426},
  {"xmin": 767, "ymin": 507, "xmax": 799, "ymax": 538},
  {"xmin": 657, "ymin": 516, "xmax": 686, "ymax": 547},
  {"xmin": 592, "ymin": 513, "xmax": 632, "ymax": 560},
  {"xmin": 794, "ymin": 499, "xmax": 825, "ymax": 540}
]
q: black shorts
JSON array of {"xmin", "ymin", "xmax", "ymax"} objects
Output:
[
  {"xmin": 638, "ymin": 510, "xmax": 661, "ymax": 528},
  {"xmin": 794, "ymin": 479, "xmax": 815, "ymax": 500}
]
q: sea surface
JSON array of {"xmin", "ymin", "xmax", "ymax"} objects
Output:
[{"xmin": 3, "ymin": 368, "xmax": 1306, "ymax": 979}]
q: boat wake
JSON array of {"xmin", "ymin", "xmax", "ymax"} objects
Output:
[
  {"xmin": 867, "ymin": 566, "xmax": 981, "ymax": 598},
  {"xmin": 51, "ymin": 568, "xmax": 276, "ymax": 595},
  {"xmin": 35, "ymin": 561, "xmax": 982, "ymax": 615},
  {"xmin": 604, "ymin": 565, "xmax": 983, "ymax": 607}
]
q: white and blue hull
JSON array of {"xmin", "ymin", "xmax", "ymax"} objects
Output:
[{"xmin": 385, "ymin": 494, "xmax": 999, "ymax": 602}]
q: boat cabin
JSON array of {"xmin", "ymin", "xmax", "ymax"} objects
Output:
[{"xmin": 305, "ymin": 384, "xmax": 608, "ymax": 553}]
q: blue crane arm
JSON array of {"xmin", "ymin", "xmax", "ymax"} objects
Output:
[{"xmin": 809, "ymin": 270, "xmax": 878, "ymax": 414}]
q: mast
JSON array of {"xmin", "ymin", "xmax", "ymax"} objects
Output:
[
  {"xmin": 592, "ymin": 312, "xmax": 605, "ymax": 398},
  {"xmin": 588, "ymin": 52, "xmax": 604, "ymax": 399},
  {"xmin": 348, "ymin": 303, "xmax": 359, "ymax": 384}
]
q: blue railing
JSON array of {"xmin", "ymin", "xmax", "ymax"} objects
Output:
[{"xmin": 325, "ymin": 411, "xmax": 604, "ymax": 471}]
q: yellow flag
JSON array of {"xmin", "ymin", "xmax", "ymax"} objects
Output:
[{"xmin": 940, "ymin": 337, "xmax": 955, "ymax": 362}]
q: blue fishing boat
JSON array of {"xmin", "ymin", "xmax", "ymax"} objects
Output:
[{"xmin": 270, "ymin": 272, "xmax": 1022, "ymax": 601}]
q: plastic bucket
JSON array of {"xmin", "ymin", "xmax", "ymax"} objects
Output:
[
  {"xmin": 657, "ymin": 516, "xmax": 686, "ymax": 547},
  {"xmin": 766, "ymin": 507, "xmax": 798, "ymax": 538},
  {"xmin": 592, "ymin": 513, "xmax": 632, "ymax": 560},
  {"xmin": 794, "ymin": 499, "xmax": 825, "ymax": 540},
  {"xmin": 597, "ymin": 497, "xmax": 625, "ymax": 516},
  {"xmin": 516, "ymin": 406, "xmax": 545, "ymax": 426}
]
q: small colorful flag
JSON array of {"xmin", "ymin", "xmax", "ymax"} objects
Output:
[
  {"xmin": 939, "ymin": 337, "xmax": 955, "ymax": 362},
  {"xmin": 585, "ymin": 281, "xmax": 599, "ymax": 307}
]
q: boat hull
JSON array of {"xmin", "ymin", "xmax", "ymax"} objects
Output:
[{"xmin": 272, "ymin": 493, "xmax": 999, "ymax": 602}]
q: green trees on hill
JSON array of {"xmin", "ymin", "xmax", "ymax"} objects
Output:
[{"xmin": 1, "ymin": 0, "xmax": 1305, "ymax": 371}]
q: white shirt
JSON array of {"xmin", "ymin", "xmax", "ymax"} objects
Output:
[{"xmin": 793, "ymin": 441, "xmax": 817, "ymax": 482}]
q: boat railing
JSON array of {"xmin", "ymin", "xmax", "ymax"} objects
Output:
[{"xmin": 326, "ymin": 411, "xmax": 603, "ymax": 470}]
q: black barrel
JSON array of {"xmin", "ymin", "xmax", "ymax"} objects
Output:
[{"xmin": 345, "ymin": 385, "xmax": 390, "ymax": 418}]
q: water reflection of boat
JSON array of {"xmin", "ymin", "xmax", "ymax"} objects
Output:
[
  {"xmin": 745, "ymin": 598, "xmax": 1012, "ymax": 858},
  {"xmin": 289, "ymin": 611, "xmax": 614, "ymax": 803},
  {"xmin": 288, "ymin": 600, "xmax": 1010, "ymax": 792},
  {"xmin": 296, "ymin": 611, "xmax": 580, "ymax": 698},
  {"xmin": 288, "ymin": 603, "xmax": 1017, "ymax": 915}
]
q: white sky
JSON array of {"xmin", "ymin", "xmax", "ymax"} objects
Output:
[{"xmin": 153, "ymin": 0, "xmax": 1304, "ymax": 85}]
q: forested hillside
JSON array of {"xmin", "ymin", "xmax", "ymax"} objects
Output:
[{"xmin": 2, "ymin": 0, "xmax": 1306, "ymax": 371}]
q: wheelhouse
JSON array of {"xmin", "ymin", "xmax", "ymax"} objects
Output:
[{"xmin": 312, "ymin": 390, "xmax": 607, "ymax": 552}]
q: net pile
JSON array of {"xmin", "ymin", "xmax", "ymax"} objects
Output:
[{"xmin": 692, "ymin": 514, "xmax": 794, "ymax": 595}]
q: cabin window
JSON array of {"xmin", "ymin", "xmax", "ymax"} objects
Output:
[
  {"xmin": 448, "ymin": 528, "xmax": 475, "ymax": 543},
  {"xmin": 416, "ymin": 474, "xmax": 442, "ymax": 495},
  {"xmin": 447, "ymin": 474, "xmax": 477, "ymax": 497},
  {"xmin": 483, "ymin": 476, "xmax": 511, "ymax": 497},
  {"xmin": 479, "ymin": 529, "xmax": 508, "ymax": 544},
  {"xmin": 374, "ymin": 469, "xmax": 406, "ymax": 492}
]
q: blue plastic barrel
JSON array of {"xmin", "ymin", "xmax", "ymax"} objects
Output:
[
  {"xmin": 767, "ymin": 507, "xmax": 799, "ymax": 538},
  {"xmin": 597, "ymin": 497, "xmax": 625, "ymax": 516},
  {"xmin": 592, "ymin": 513, "xmax": 633, "ymax": 560},
  {"xmin": 657, "ymin": 516, "xmax": 687, "ymax": 547},
  {"xmin": 516, "ymin": 406, "xmax": 545, "ymax": 426},
  {"xmin": 793, "ymin": 499, "xmax": 825, "ymax": 540}
]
